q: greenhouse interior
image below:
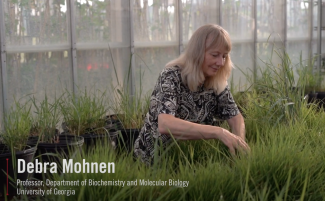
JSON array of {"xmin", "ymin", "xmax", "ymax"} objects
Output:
[{"xmin": 0, "ymin": 0, "xmax": 325, "ymax": 200}]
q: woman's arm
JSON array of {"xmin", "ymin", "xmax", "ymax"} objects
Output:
[
  {"xmin": 158, "ymin": 113, "xmax": 249, "ymax": 154},
  {"xmin": 226, "ymin": 113, "xmax": 245, "ymax": 140}
]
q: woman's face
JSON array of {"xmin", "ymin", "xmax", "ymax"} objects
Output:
[{"xmin": 201, "ymin": 46, "xmax": 228, "ymax": 78}]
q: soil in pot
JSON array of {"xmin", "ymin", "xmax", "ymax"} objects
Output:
[
  {"xmin": 0, "ymin": 145, "xmax": 36, "ymax": 198},
  {"xmin": 27, "ymin": 135, "xmax": 84, "ymax": 181}
]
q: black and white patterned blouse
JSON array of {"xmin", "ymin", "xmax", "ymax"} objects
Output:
[{"xmin": 134, "ymin": 66, "xmax": 239, "ymax": 165}]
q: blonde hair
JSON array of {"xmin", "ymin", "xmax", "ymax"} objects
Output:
[{"xmin": 166, "ymin": 24, "xmax": 233, "ymax": 93}]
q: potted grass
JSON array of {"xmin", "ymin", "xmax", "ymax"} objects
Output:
[
  {"xmin": 238, "ymin": 45, "xmax": 311, "ymax": 142},
  {"xmin": 104, "ymin": 53, "xmax": 152, "ymax": 153},
  {"xmin": 0, "ymin": 101, "xmax": 36, "ymax": 197},
  {"xmin": 304, "ymin": 79, "xmax": 325, "ymax": 110},
  {"xmin": 298, "ymin": 61, "xmax": 325, "ymax": 110},
  {"xmin": 28, "ymin": 95, "xmax": 84, "ymax": 180},
  {"xmin": 110, "ymin": 86, "xmax": 150, "ymax": 153},
  {"xmin": 60, "ymin": 89, "xmax": 118, "ymax": 150}
]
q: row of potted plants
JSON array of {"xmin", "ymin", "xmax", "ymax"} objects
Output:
[
  {"xmin": 0, "ymin": 87, "xmax": 150, "ymax": 197},
  {"xmin": 0, "ymin": 101, "xmax": 37, "ymax": 196}
]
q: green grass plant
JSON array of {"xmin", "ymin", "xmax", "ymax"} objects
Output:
[
  {"xmin": 0, "ymin": 100, "xmax": 33, "ymax": 152},
  {"xmin": 59, "ymin": 89, "xmax": 109, "ymax": 136},
  {"xmin": 109, "ymin": 63, "xmax": 151, "ymax": 130},
  {"xmin": 236, "ymin": 43, "xmax": 320, "ymax": 141},
  {"xmin": 14, "ymin": 93, "xmax": 325, "ymax": 200},
  {"xmin": 296, "ymin": 55, "xmax": 325, "ymax": 93},
  {"xmin": 110, "ymin": 86, "xmax": 150, "ymax": 129},
  {"xmin": 30, "ymin": 94, "xmax": 62, "ymax": 143},
  {"xmin": 105, "ymin": 51, "xmax": 152, "ymax": 130},
  {"xmin": 21, "ymin": 113, "xmax": 325, "ymax": 201}
]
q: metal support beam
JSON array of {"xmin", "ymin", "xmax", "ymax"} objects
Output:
[
  {"xmin": 317, "ymin": 0, "xmax": 322, "ymax": 83},
  {"xmin": 253, "ymin": 0, "xmax": 257, "ymax": 83},
  {"xmin": 309, "ymin": 0, "xmax": 314, "ymax": 60},
  {"xmin": 178, "ymin": 0, "xmax": 183, "ymax": 54},
  {"xmin": 218, "ymin": 0, "xmax": 222, "ymax": 26},
  {"xmin": 284, "ymin": 1, "xmax": 287, "ymax": 50},
  {"xmin": 0, "ymin": 0, "xmax": 8, "ymax": 122},
  {"xmin": 67, "ymin": 0, "xmax": 78, "ymax": 95},
  {"xmin": 129, "ymin": 0, "xmax": 135, "ymax": 96}
]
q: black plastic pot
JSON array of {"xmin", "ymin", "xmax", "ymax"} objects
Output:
[
  {"xmin": 317, "ymin": 92, "xmax": 325, "ymax": 109},
  {"xmin": 62, "ymin": 117, "xmax": 121, "ymax": 133},
  {"xmin": 105, "ymin": 115, "xmax": 123, "ymax": 130},
  {"xmin": 27, "ymin": 135, "xmax": 84, "ymax": 180},
  {"xmin": 306, "ymin": 92, "xmax": 325, "ymax": 110},
  {"xmin": 306, "ymin": 92, "xmax": 318, "ymax": 103},
  {"xmin": 0, "ymin": 145, "xmax": 36, "ymax": 197},
  {"xmin": 62, "ymin": 119, "xmax": 119, "ymax": 148},
  {"xmin": 116, "ymin": 129, "xmax": 140, "ymax": 153},
  {"xmin": 81, "ymin": 129, "xmax": 119, "ymax": 150}
]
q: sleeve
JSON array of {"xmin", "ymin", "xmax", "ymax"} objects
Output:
[
  {"xmin": 215, "ymin": 85, "xmax": 239, "ymax": 120},
  {"xmin": 150, "ymin": 68, "xmax": 179, "ymax": 116}
]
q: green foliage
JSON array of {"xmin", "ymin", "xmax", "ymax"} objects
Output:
[
  {"xmin": 110, "ymin": 86, "xmax": 150, "ymax": 129},
  {"xmin": 236, "ymin": 43, "xmax": 314, "ymax": 134},
  {"xmin": 0, "ymin": 100, "xmax": 32, "ymax": 152},
  {"xmin": 60, "ymin": 89, "xmax": 108, "ymax": 136},
  {"xmin": 17, "ymin": 112, "xmax": 325, "ymax": 200},
  {"xmin": 30, "ymin": 94, "xmax": 62, "ymax": 143},
  {"xmin": 296, "ymin": 56, "xmax": 325, "ymax": 93},
  {"xmin": 6, "ymin": 0, "xmax": 68, "ymax": 43},
  {"xmin": 109, "ymin": 54, "xmax": 151, "ymax": 130},
  {"xmin": 75, "ymin": 0, "xmax": 110, "ymax": 41}
]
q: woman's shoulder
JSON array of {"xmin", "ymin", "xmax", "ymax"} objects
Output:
[
  {"xmin": 160, "ymin": 65, "xmax": 182, "ymax": 78},
  {"xmin": 162, "ymin": 65, "xmax": 181, "ymax": 73},
  {"xmin": 216, "ymin": 85, "xmax": 232, "ymax": 97}
]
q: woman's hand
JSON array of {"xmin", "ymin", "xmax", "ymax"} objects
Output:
[
  {"xmin": 158, "ymin": 114, "xmax": 250, "ymax": 155},
  {"xmin": 218, "ymin": 128, "xmax": 250, "ymax": 155}
]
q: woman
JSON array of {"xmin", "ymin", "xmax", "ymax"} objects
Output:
[{"xmin": 134, "ymin": 24, "xmax": 249, "ymax": 165}]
